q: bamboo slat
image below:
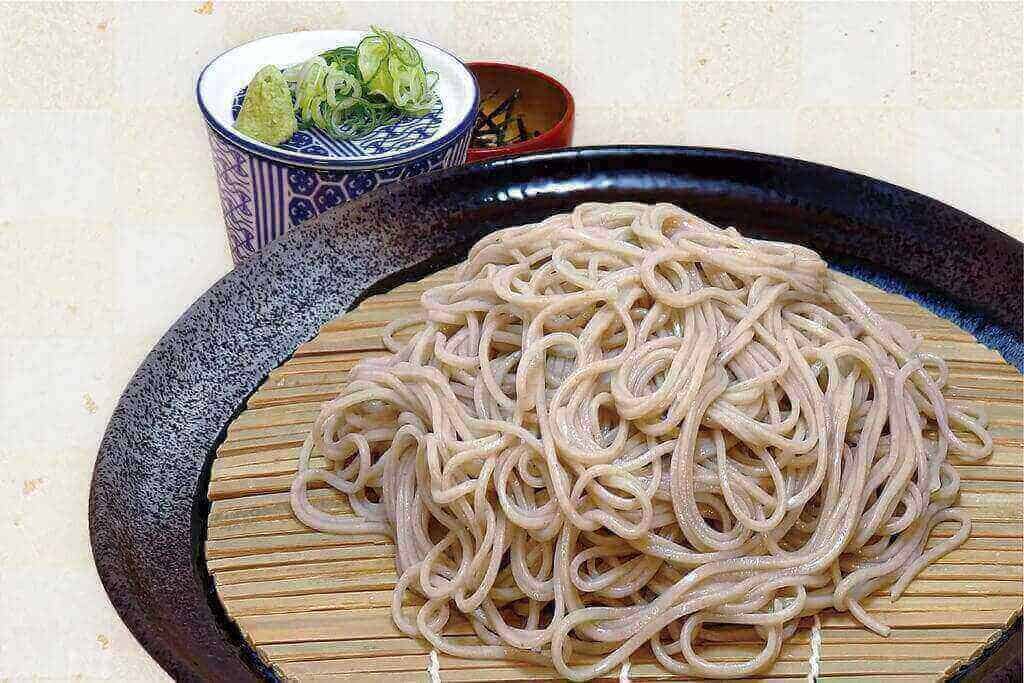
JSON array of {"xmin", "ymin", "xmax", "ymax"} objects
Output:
[{"xmin": 206, "ymin": 270, "xmax": 1023, "ymax": 682}]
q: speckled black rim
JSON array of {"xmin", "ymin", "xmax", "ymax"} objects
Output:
[{"xmin": 89, "ymin": 146, "xmax": 1023, "ymax": 682}]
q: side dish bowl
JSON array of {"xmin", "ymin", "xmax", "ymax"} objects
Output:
[
  {"xmin": 465, "ymin": 62, "xmax": 574, "ymax": 162},
  {"xmin": 197, "ymin": 30, "xmax": 479, "ymax": 263}
]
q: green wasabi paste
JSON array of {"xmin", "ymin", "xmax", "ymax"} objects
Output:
[{"xmin": 234, "ymin": 65, "xmax": 298, "ymax": 145}]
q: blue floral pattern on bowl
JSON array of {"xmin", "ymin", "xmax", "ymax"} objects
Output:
[
  {"xmin": 208, "ymin": 127, "xmax": 472, "ymax": 263},
  {"xmin": 231, "ymin": 88, "xmax": 444, "ymax": 160}
]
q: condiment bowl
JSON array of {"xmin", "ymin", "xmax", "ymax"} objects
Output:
[
  {"xmin": 465, "ymin": 62, "xmax": 574, "ymax": 162},
  {"xmin": 197, "ymin": 30, "xmax": 478, "ymax": 263}
]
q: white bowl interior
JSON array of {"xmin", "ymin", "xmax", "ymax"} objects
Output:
[{"xmin": 198, "ymin": 30, "xmax": 476, "ymax": 163}]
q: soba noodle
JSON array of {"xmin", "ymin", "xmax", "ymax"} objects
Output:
[{"xmin": 291, "ymin": 203, "xmax": 992, "ymax": 680}]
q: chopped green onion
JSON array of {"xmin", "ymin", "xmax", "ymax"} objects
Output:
[{"xmin": 235, "ymin": 27, "xmax": 438, "ymax": 146}]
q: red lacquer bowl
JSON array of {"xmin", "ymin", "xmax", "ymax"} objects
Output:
[{"xmin": 465, "ymin": 62, "xmax": 575, "ymax": 162}]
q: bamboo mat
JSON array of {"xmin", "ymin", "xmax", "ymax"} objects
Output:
[{"xmin": 206, "ymin": 268, "xmax": 1023, "ymax": 682}]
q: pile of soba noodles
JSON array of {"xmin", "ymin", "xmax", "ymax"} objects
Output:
[{"xmin": 291, "ymin": 203, "xmax": 992, "ymax": 680}]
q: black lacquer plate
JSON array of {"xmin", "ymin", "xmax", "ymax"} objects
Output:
[{"xmin": 89, "ymin": 147, "xmax": 1023, "ymax": 682}]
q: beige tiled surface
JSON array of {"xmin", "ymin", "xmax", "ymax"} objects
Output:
[
  {"xmin": 801, "ymin": 2, "xmax": 912, "ymax": 107},
  {"xmin": 681, "ymin": 2, "xmax": 804, "ymax": 108},
  {"xmin": 0, "ymin": 1, "xmax": 1020, "ymax": 680},
  {"xmin": 911, "ymin": 1, "xmax": 1024, "ymax": 109}
]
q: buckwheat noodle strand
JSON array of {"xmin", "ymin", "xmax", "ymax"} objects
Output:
[{"xmin": 291, "ymin": 203, "xmax": 992, "ymax": 680}]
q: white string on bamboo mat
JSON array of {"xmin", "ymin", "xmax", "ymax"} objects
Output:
[
  {"xmin": 428, "ymin": 649, "xmax": 441, "ymax": 683},
  {"xmin": 807, "ymin": 614, "xmax": 822, "ymax": 682}
]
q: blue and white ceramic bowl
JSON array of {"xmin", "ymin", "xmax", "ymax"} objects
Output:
[{"xmin": 197, "ymin": 30, "xmax": 478, "ymax": 263}]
